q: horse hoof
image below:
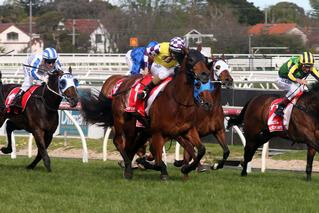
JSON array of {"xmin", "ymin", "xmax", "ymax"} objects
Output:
[
  {"xmin": 181, "ymin": 165, "xmax": 189, "ymax": 174},
  {"xmin": 241, "ymin": 171, "xmax": 247, "ymax": 177},
  {"xmin": 211, "ymin": 163, "xmax": 219, "ymax": 170},
  {"xmin": 26, "ymin": 165, "xmax": 34, "ymax": 170},
  {"xmin": 173, "ymin": 160, "xmax": 184, "ymax": 167},
  {"xmin": 160, "ymin": 174, "xmax": 169, "ymax": 181},
  {"xmin": 1, "ymin": 147, "xmax": 12, "ymax": 154},
  {"xmin": 123, "ymin": 170, "xmax": 133, "ymax": 180}
]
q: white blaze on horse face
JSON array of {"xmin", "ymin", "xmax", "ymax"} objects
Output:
[
  {"xmin": 59, "ymin": 73, "xmax": 78, "ymax": 93},
  {"xmin": 213, "ymin": 60, "xmax": 231, "ymax": 79}
]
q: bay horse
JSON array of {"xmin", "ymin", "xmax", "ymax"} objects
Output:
[
  {"xmin": 80, "ymin": 49, "xmax": 211, "ymax": 180},
  {"xmin": 0, "ymin": 68, "xmax": 79, "ymax": 172},
  {"xmin": 173, "ymin": 57, "xmax": 233, "ymax": 169},
  {"xmin": 228, "ymin": 82, "xmax": 319, "ymax": 180}
]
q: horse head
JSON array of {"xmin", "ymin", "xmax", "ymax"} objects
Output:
[
  {"xmin": 210, "ymin": 55, "xmax": 233, "ymax": 88},
  {"xmin": 47, "ymin": 69, "xmax": 79, "ymax": 107},
  {"xmin": 184, "ymin": 48, "xmax": 211, "ymax": 84}
]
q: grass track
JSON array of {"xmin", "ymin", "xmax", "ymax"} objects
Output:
[{"xmin": 0, "ymin": 156, "xmax": 318, "ymax": 212}]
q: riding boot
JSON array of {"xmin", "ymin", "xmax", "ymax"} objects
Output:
[
  {"xmin": 137, "ymin": 81, "xmax": 156, "ymax": 100},
  {"xmin": 274, "ymin": 97, "xmax": 290, "ymax": 117},
  {"xmin": 10, "ymin": 89, "xmax": 25, "ymax": 109}
]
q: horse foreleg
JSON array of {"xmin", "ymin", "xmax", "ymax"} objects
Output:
[
  {"xmin": 1, "ymin": 120, "xmax": 16, "ymax": 154},
  {"xmin": 152, "ymin": 133, "xmax": 168, "ymax": 180},
  {"xmin": 27, "ymin": 152, "xmax": 41, "ymax": 170},
  {"xmin": 32, "ymin": 129, "xmax": 51, "ymax": 172},
  {"xmin": 212, "ymin": 129, "xmax": 230, "ymax": 170},
  {"xmin": 306, "ymin": 146, "xmax": 316, "ymax": 181},
  {"xmin": 181, "ymin": 128, "xmax": 206, "ymax": 175}
]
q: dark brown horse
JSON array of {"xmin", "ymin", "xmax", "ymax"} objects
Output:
[
  {"xmin": 0, "ymin": 69, "xmax": 79, "ymax": 172},
  {"xmin": 173, "ymin": 58, "xmax": 233, "ymax": 169},
  {"xmin": 228, "ymin": 82, "xmax": 319, "ymax": 180},
  {"xmin": 80, "ymin": 49, "xmax": 211, "ymax": 180}
]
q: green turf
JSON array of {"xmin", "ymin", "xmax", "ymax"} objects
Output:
[{"xmin": 0, "ymin": 156, "xmax": 318, "ymax": 212}]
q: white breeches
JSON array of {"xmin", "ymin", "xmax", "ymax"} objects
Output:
[
  {"xmin": 276, "ymin": 77, "xmax": 307, "ymax": 100},
  {"xmin": 150, "ymin": 62, "xmax": 175, "ymax": 80}
]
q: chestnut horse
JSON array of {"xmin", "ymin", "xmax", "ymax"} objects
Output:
[
  {"xmin": 228, "ymin": 82, "xmax": 319, "ymax": 180},
  {"xmin": 0, "ymin": 69, "xmax": 79, "ymax": 172},
  {"xmin": 80, "ymin": 49, "xmax": 211, "ymax": 180},
  {"xmin": 173, "ymin": 58, "xmax": 233, "ymax": 169}
]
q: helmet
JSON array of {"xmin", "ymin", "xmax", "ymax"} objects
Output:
[
  {"xmin": 146, "ymin": 41, "xmax": 158, "ymax": 48},
  {"xmin": 43, "ymin": 47, "xmax": 58, "ymax": 60},
  {"xmin": 300, "ymin": 51, "xmax": 314, "ymax": 66},
  {"xmin": 169, "ymin": 37, "xmax": 185, "ymax": 53}
]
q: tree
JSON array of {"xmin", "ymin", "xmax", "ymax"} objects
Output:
[
  {"xmin": 0, "ymin": 1, "xmax": 27, "ymax": 23},
  {"xmin": 310, "ymin": 0, "xmax": 319, "ymax": 18},
  {"xmin": 269, "ymin": 2, "xmax": 307, "ymax": 25}
]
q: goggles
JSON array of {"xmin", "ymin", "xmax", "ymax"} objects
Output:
[{"xmin": 44, "ymin": 59, "xmax": 56, "ymax": 64}]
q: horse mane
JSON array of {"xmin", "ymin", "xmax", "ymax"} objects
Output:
[{"xmin": 308, "ymin": 81, "xmax": 319, "ymax": 93}]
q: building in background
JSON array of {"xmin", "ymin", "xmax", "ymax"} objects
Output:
[
  {"xmin": 248, "ymin": 23, "xmax": 308, "ymax": 44},
  {"xmin": 0, "ymin": 23, "xmax": 43, "ymax": 54},
  {"xmin": 61, "ymin": 19, "xmax": 115, "ymax": 53}
]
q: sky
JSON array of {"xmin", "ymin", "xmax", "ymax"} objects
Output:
[{"xmin": 247, "ymin": 0, "xmax": 312, "ymax": 12}]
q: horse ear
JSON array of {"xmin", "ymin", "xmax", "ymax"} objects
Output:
[
  {"xmin": 211, "ymin": 54, "xmax": 215, "ymax": 61},
  {"xmin": 221, "ymin": 54, "xmax": 225, "ymax": 61},
  {"xmin": 68, "ymin": 66, "xmax": 72, "ymax": 74}
]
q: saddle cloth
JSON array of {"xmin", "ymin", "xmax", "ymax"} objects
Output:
[
  {"xmin": 107, "ymin": 78, "xmax": 125, "ymax": 99},
  {"xmin": 125, "ymin": 74, "xmax": 172, "ymax": 117},
  {"xmin": 5, "ymin": 85, "xmax": 40, "ymax": 113},
  {"xmin": 267, "ymin": 91, "xmax": 303, "ymax": 132}
]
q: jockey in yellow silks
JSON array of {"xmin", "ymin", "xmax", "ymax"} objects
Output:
[{"xmin": 137, "ymin": 37, "xmax": 185, "ymax": 100}]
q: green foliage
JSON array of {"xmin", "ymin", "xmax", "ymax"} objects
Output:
[
  {"xmin": 208, "ymin": 0, "xmax": 264, "ymax": 25},
  {"xmin": 269, "ymin": 2, "xmax": 307, "ymax": 25},
  {"xmin": 0, "ymin": 1, "xmax": 27, "ymax": 23},
  {"xmin": 310, "ymin": 0, "xmax": 319, "ymax": 18}
]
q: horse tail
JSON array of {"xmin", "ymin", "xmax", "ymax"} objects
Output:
[
  {"xmin": 80, "ymin": 90, "xmax": 113, "ymax": 127},
  {"xmin": 227, "ymin": 100, "xmax": 251, "ymax": 129}
]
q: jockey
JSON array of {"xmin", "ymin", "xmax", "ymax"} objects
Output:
[
  {"xmin": 137, "ymin": 36, "xmax": 185, "ymax": 100},
  {"xmin": 10, "ymin": 47, "xmax": 62, "ymax": 109},
  {"xmin": 125, "ymin": 41, "xmax": 158, "ymax": 75},
  {"xmin": 275, "ymin": 51, "xmax": 319, "ymax": 116}
]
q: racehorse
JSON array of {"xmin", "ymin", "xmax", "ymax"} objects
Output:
[
  {"xmin": 228, "ymin": 82, "xmax": 319, "ymax": 180},
  {"xmin": 0, "ymin": 68, "xmax": 79, "ymax": 172},
  {"xmin": 80, "ymin": 49, "xmax": 211, "ymax": 180},
  {"xmin": 173, "ymin": 57, "xmax": 233, "ymax": 169}
]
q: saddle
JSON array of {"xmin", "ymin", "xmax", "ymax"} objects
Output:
[
  {"xmin": 267, "ymin": 91, "xmax": 303, "ymax": 132},
  {"xmin": 5, "ymin": 85, "xmax": 40, "ymax": 114}
]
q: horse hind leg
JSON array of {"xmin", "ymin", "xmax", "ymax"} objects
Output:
[
  {"xmin": 306, "ymin": 146, "xmax": 316, "ymax": 181},
  {"xmin": 1, "ymin": 120, "xmax": 17, "ymax": 154}
]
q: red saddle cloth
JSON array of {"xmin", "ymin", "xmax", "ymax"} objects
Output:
[
  {"xmin": 107, "ymin": 78, "xmax": 125, "ymax": 99},
  {"xmin": 125, "ymin": 74, "xmax": 172, "ymax": 117},
  {"xmin": 5, "ymin": 85, "xmax": 40, "ymax": 114},
  {"xmin": 267, "ymin": 91, "xmax": 303, "ymax": 132}
]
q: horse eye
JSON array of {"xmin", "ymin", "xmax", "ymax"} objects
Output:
[
  {"xmin": 73, "ymin": 79, "xmax": 79, "ymax": 87},
  {"xmin": 215, "ymin": 65, "xmax": 220, "ymax": 70},
  {"xmin": 59, "ymin": 79, "xmax": 66, "ymax": 89}
]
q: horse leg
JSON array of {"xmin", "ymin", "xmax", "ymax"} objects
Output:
[
  {"xmin": 212, "ymin": 129, "xmax": 230, "ymax": 170},
  {"xmin": 30, "ymin": 129, "xmax": 51, "ymax": 172},
  {"xmin": 306, "ymin": 146, "xmax": 316, "ymax": 181},
  {"xmin": 152, "ymin": 133, "xmax": 168, "ymax": 180},
  {"xmin": 181, "ymin": 128, "xmax": 206, "ymax": 175},
  {"xmin": 1, "ymin": 120, "xmax": 17, "ymax": 154}
]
